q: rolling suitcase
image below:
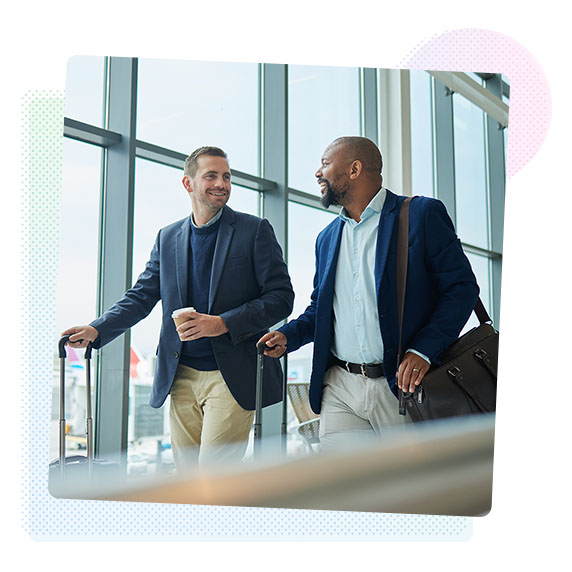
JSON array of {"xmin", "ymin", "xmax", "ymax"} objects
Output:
[
  {"xmin": 254, "ymin": 342, "xmax": 287, "ymax": 457},
  {"xmin": 49, "ymin": 335, "xmax": 121, "ymax": 494}
]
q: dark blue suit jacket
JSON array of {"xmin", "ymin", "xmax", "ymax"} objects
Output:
[
  {"xmin": 91, "ymin": 206, "xmax": 294, "ymax": 410},
  {"xmin": 279, "ymin": 190, "xmax": 479, "ymax": 414}
]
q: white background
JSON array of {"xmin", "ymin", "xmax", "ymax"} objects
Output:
[{"xmin": 2, "ymin": 0, "xmax": 570, "ymax": 568}]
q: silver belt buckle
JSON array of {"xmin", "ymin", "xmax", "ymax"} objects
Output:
[
  {"xmin": 344, "ymin": 361, "xmax": 352, "ymax": 373},
  {"xmin": 361, "ymin": 364, "xmax": 367, "ymax": 377}
]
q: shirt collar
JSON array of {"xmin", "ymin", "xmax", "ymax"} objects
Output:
[
  {"xmin": 338, "ymin": 187, "xmax": 386, "ymax": 224},
  {"xmin": 190, "ymin": 207, "xmax": 223, "ymax": 229}
]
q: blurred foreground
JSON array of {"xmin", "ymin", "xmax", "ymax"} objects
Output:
[{"xmin": 49, "ymin": 414, "xmax": 495, "ymax": 516}]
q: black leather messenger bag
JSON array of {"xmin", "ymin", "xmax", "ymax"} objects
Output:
[{"xmin": 396, "ymin": 197, "xmax": 498, "ymax": 423}]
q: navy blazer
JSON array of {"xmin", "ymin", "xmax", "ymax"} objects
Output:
[
  {"xmin": 91, "ymin": 206, "xmax": 294, "ymax": 410},
  {"xmin": 279, "ymin": 190, "xmax": 479, "ymax": 414}
]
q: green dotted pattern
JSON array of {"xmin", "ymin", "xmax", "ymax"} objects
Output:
[{"xmin": 21, "ymin": 92, "xmax": 471, "ymax": 540}]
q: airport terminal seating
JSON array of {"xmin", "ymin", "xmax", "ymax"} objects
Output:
[{"xmin": 287, "ymin": 382, "xmax": 320, "ymax": 451}]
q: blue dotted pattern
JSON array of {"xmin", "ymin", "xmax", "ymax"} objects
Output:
[{"xmin": 21, "ymin": 92, "xmax": 471, "ymax": 541}]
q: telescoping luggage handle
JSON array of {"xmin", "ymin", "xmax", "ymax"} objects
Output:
[
  {"xmin": 254, "ymin": 342, "xmax": 287, "ymax": 456},
  {"xmin": 57, "ymin": 335, "xmax": 94, "ymax": 476}
]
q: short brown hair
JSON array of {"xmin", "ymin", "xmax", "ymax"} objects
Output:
[{"xmin": 184, "ymin": 146, "xmax": 228, "ymax": 178}]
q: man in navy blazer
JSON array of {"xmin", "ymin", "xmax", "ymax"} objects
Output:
[
  {"xmin": 63, "ymin": 146, "xmax": 294, "ymax": 468},
  {"xmin": 259, "ymin": 137, "xmax": 478, "ymax": 450}
]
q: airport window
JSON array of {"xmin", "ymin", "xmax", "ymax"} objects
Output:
[
  {"xmin": 466, "ymin": 72, "xmax": 484, "ymax": 86},
  {"xmin": 410, "ymin": 70, "xmax": 435, "ymax": 198},
  {"xmin": 286, "ymin": 201, "xmax": 337, "ymax": 384},
  {"xmin": 55, "ymin": 138, "xmax": 102, "ymax": 335},
  {"xmin": 136, "ymin": 59, "xmax": 259, "ymax": 175},
  {"xmin": 288, "ymin": 64, "xmax": 361, "ymax": 195},
  {"xmin": 227, "ymin": 183, "xmax": 260, "ymax": 217},
  {"xmin": 464, "ymin": 252, "xmax": 492, "ymax": 331},
  {"xmin": 52, "ymin": 137, "xmax": 103, "ymax": 462},
  {"xmin": 64, "ymin": 56, "xmax": 107, "ymax": 128},
  {"xmin": 453, "ymin": 92, "xmax": 489, "ymax": 250}
]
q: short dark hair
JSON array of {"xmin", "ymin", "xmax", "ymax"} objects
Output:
[
  {"xmin": 184, "ymin": 146, "xmax": 228, "ymax": 178},
  {"xmin": 330, "ymin": 136, "xmax": 383, "ymax": 174}
]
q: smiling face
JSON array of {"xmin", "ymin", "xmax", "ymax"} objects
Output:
[
  {"xmin": 182, "ymin": 154, "xmax": 231, "ymax": 221},
  {"xmin": 315, "ymin": 143, "xmax": 352, "ymax": 209}
]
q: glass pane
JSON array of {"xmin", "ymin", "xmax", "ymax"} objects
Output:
[
  {"xmin": 466, "ymin": 72, "xmax": 484, "ymax": 86},
  {"xmin": 410, "ymin": 70, "xmax": 435, "ymax": 198},
  {"xmin": 65, "ymin": 56, "xmax": 106, "ymax": 127},
  {"xmin": 288, "ymin": 65, "xmax": 361, "ymax": 195},
  {"xmin": 287, "ymin": 202, "xmax": 337, "ymax": 385},
  {"xmin": 227, "ymin": 183, "xmax": 260, "ymax": 216},
  {"xmin": 453, "ymin": 93, "xmax": 489, "ymax": 249},
  {"xmin": 462, "ymin": 252, "xmax": 491, "ymax": 333},
  {"xmin": 52, "ymin": 139, "xmax": 102, "ymax": 461},
  {"xmin": 127, "ymin": 158, "xmax": 260, "ymax": 475},
  {"xmin": 137, "ymin": 59, "xmax": 259, "ymax": 175}
]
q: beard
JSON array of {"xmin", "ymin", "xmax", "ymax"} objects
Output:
[{"xmin": 319, "ymin": 179, "xmax": 348, "ymax": 209}]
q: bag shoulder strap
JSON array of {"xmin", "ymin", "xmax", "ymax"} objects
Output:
[
  {"xmin": 396, "ymin": 197, "xmax": 412, "ymax": 365},
  {"xmin": 396, "ymin": 197, "xmax": 413, "ymax": 415},
  {"xmin": 396, "ymin": 197, "xmax": 491, "ymax": 345},
  {"xmin": 474, "ymin": 296, "xmax": 492, "ymax": 324}
]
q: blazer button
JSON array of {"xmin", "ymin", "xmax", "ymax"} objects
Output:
[{"xmin": 173, "ymin": 352, "xmax": 179, "ymax": 358}]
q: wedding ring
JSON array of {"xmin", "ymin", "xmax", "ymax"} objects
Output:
[{"xmin": 412, "ymin": 368, "xmax": 420, "ymax": 373}]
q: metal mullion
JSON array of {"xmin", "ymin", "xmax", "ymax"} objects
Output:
[
  {"xmin": 260, "ymin": 62, "xmax": 288, "ymax": 445},
  {"xmin": 432, "ymin": 78, "xmax": 456, "ymax": 223},
  {"xmin": 94, "ymin": 56, "xmax": 138, "ymax": 468},
  {"xmin": 261, "ymin": 63, "xmax": 288, "ymax": 252},
  {"xmin": 430, "ymin": 71, "xmax": 508, "ymax": 127},
  {"xmin": 287, "ymin": 187, "xmax": 339, "ymax": 215},
  {"xmin": 461, "ymin": 242, "xmax": 502, "ymax": 260},
  {"xmin": 361, "ymin": 68, "xmax": 379, "ymax": 144},
  {"xmin": 63, "ymin": 118, "xmax": 122, "ymax": 147},
  {"xmin": 134, "ymin": 140, "xmax": 277, "ymax": 193},
  {"xmin": 378, "ymin": 69, "xmax": 411, "ymax": 196},
  {"xmin": 484, "ymin": 74, "xmax": 506, "ymax": 327}
]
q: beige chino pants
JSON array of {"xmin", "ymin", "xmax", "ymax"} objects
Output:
[
  {"xmin": 318, "ymin": 365, "xmax": 411, "ymax": 453},
  {"xmin": 169, "ymin": 364, "xmax": 254, "ymax": 470}
]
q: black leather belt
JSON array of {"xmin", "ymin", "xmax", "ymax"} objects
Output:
[{"xmin": 331, "ymin": 355, "xmax": 385, "ymax": 378}]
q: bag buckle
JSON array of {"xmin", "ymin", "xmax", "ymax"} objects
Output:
[
  {"xmin": 447, "ymin": 366, "xmax": 462, "ymax": 379},
  {"xmin": 474, "ymin": 348, "xmax": 488, "ymax": 361}
]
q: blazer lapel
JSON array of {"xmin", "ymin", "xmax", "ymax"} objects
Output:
[
  {"xmin": 175, "ymin": 217, "xmax": 191, "ymax": 309},
  {"xmin": 209, "ymin": 207, "xmax": 235, "ymax": 311},
  {"xmin": 375, "ymin": 190, "xmax": 399, "ymax": 293},
  {"xmin": 320, "ymin": 218, "xmax": 344, "ymax": 305}
]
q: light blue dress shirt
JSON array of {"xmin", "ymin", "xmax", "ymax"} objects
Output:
[
  {"xmin": 331, "ymin": 188, "xmax": 429, "ymax": 366},
  {"xmin": 191, "ymin": 207, "xmax": 224, "ymax": 228}
]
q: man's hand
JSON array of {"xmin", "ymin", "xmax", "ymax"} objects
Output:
[
  {"xmin": 397, "ymin": 351, "xmax": 430, "ymax": 393},
  {"xmin": 257, "ymin": 331, "xmax": 287, "ymax": 358},
  {"xmin": 176, "ymin": 310, "xmax": 229, "ymax": 341},
  {"xmin": 61, "ymin": 325, "xmax": 99, "ymax": 348}
]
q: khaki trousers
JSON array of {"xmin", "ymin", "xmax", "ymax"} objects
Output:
[
  {"xmin": 319, "ymin": 365, "xmax": 411, "ymax": 453},
  {"xmin": 169, "ymin": 364, "xmax": 254, "ymax": 470}
]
